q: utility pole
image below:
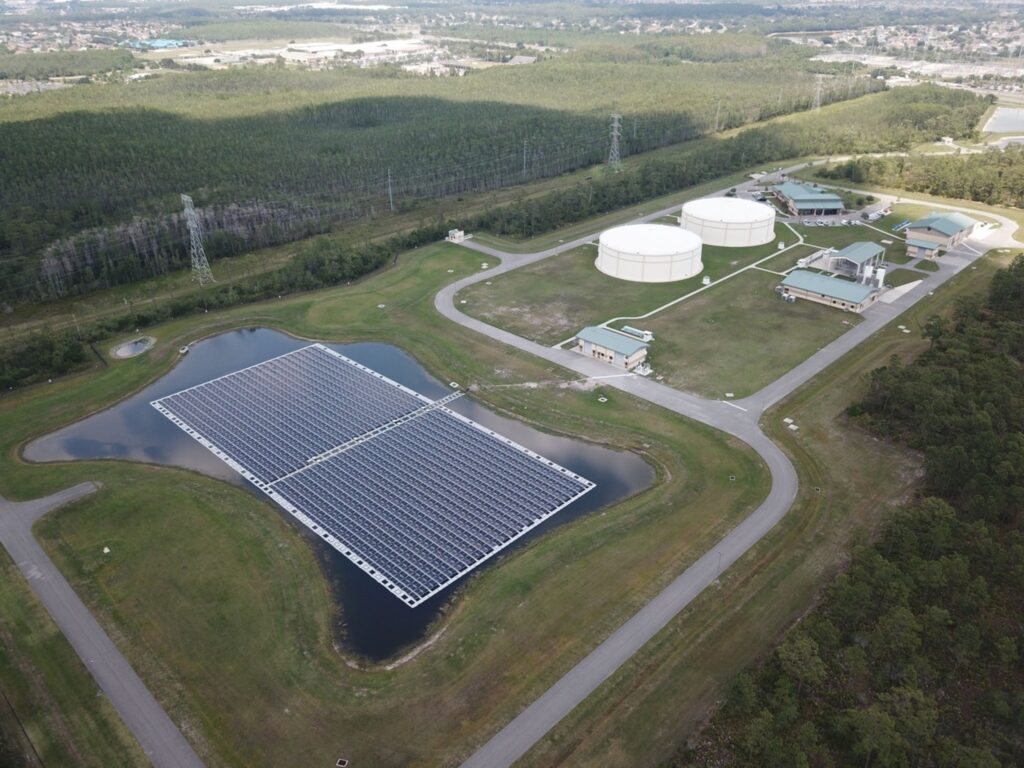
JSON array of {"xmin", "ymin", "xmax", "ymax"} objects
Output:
[
  {"xmin": 812, "ymin": 73, "xmax": 823, "ymax": 112},
  {"xmin": 522, "ymin": 139, "xmax": 528, "ymax": 180},
  {"xmin": 714, "ymin": 99, "xmax": 722, "ymax": 132},
  {"xmin": 387, "ymin": 168, "xmax": 395, "ymax": 212},
  {"xmin": 181, "ymin": 194, "xmax": 214, "ymax": 286},
  {"xmin": 607, "ymin": 113, "xmax": 622, "ymax": 172}
]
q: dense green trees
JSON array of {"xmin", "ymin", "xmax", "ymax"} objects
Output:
[
  {"xmin": 475, "ymin": 86, "xmax": 989, "ymax": 240},
  {"xmin": 818, "ymin": 148, "xmax": 1024, "ymax": 208},
  {"xmin": 677, "ymin": 256, "xmax": 1024, "ymax": 767},
  {"xmin": 0, "ymin": 43, "xmax": 885, "ymax": 303},
  {"xmin": 0, "ymin": 218, "xmax": 452, "ymax": 390},
  {"xmin": 0, "ymin": 49, "xmax": 134, "ymax": 80}
]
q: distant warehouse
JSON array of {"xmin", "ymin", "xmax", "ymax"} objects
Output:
[
  {"xmin": 904, "ymin": 212, "xmax": 977, "ymax": 258},
  {"xmin": 772, "ymin": 182, "xmax": 844, "ymax": 217},
  {"xmin": 780, "ymin": 270, "xmax": 879, "ymax": 313}
]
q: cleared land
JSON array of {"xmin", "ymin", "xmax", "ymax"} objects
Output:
[
  {"xmin": 620, "ymin": 269, "xmax": 860, "ymax": 398},
  {"xmin": 6, "ymin": 243, "xmax": 768, "ymax": 767},
  {"xmin": 459, "ymin": 223, "xmax": 793, "ymax": 345}
]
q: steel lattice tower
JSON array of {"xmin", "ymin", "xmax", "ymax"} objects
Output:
[
  {"xmin": 607, "ymin": 113, "xmax": 622, "ymax": 172},
  {"xmin": 812, "ymin": 74, "xmax": 823, "ymax": 112},
  {"xmin": 181, "ymin": 194, "xmax": 215, "ymax": 286}
]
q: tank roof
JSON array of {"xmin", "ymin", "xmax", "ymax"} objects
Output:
[
  {"xmin": 600, "ymin": 224, "xmax": 701, "ymax": 257},
  {"xmin": 682, "ymin": 197, "xmax": 776, "ymax": 224}
]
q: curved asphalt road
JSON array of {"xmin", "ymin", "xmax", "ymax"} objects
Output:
[
  {"xmin": 0, "ymin": 484, "xmax": 206, "ymax": 768},
  {"xmin": 446, "ymin": 171, "xmax": 1022, "ymax": 768},
  {"xmin": 0, "ymin": 159, "xmax": 1019, "ymax": 768}
]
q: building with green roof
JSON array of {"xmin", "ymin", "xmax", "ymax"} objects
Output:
[
  {"xmin": 780, "ymin": 269, "xmax": 879, "ymax": 313},
  {"xmin": 772, "ymin": 182, "xmax": 844, "ymax": 216},
  {"xmin": 825, "ymin": 241, "xmax": 886, "ymax": 282},
  {"xmin": 573, "ymin": 326, "xmax": 649, "ymax": 370},
  {"xmin": 905, "ymin": 212, "xmax": 978, "ymax": 258}
]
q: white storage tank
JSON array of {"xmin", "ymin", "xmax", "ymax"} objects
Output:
[
  {"xmin": 596, "ymin": 224, "xmax": 703, "ymax": 283},
  {"xmin": 679, "ymin": 197, "xmax": 776, "ymax": 248}
]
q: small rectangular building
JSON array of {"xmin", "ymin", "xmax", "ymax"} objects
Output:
[
  {"xmin": 904, "ymin": 212, "xmax": 977, "ymax": 258},
  {"xmin": 772, "ymin": 182, "xmax": 844, "ymax": 216},
  {"xmin": 573, "ymin": 326, "xmax": 649, "ymax": 370},
  {"xmin": 826, "ymin": 241, "xmax": 886, "ymax": 282},
  {"xmin": 780, "ymin": 269, "xmax": 879, "ymax": 313}
]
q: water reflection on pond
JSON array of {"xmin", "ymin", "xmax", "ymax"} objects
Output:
[{"xmin": 26, "ymin": 328, "xmax": 654, "ymax": 660}]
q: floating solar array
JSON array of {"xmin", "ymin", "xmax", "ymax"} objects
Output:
[{"xmin": 152, "ymin": 344, "xmax": 594, "ymax": 606}]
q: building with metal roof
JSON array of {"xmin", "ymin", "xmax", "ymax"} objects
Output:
[
  {"xmin": 780, "ymin": 269, "xmax": 879, "ymax": 313},
  {"xmin": 825, "ymin": 241, "xmax": 886, "ymax": 283},
  {"xmin": 772, "ymin": 182, "xmax": 844, "ymax": 216},
  {"xmin": 573, "ymin": 326, "xmax": 649, "ymax": 370},
  {"xmin": 905, "ymin": 212, "xmax": 978, "ymax": 258}
]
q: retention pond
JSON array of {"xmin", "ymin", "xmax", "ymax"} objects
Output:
[{"xmin": 26, "ymin": 328, "xmax": 654, "ymax": 660}]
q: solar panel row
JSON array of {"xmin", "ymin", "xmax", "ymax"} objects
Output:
[
  {"xmin": 152, "ymin": 344, "xmax": 594, "ymax": 606},
  {"xmin": 156, "ymin": 345, "xmax": 427, "ymax": 482},
  {"xmin": 273, "ymin": 408, "xmax": 587, "ymax": 601}
]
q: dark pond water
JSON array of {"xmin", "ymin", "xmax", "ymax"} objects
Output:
[{"xmin": 26, "ymin": 328, "xmax": 654, "ymax": 661}]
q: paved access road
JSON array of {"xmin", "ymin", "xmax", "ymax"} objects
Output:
[
  {"xmin": 0, "ymin": 483, "xmax": 206, "ymax": 768},
  {"xmin": 446, "ymin": 172, "xmax": 1022, "ymax": 768}
]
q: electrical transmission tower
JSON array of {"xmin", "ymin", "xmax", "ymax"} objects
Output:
[
  {"xmin": 181, "ymin": 194, "xmax": 214, "ymax": 286},
  {"xmin": 812, "ymin": 74, "xmax": 823, "ymax": 112},
  {"xmin": 607, "ymin": 113, "xmax": 622, "ymax": 173}
]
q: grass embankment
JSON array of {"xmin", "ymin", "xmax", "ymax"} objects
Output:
[
  {"xmin": 512, "ymin": 236, "xmax": 1015, "ymax": 768},
  {"xmin": 0, "ymin": 547, "xmax": 147, "ymax": 768},
  {"xmin": 5, "ymin": 243, "xmax": 768, "ymax": 767},
  {"xmin": 459, "ymin": 223, "xmax": 792, "ymax": 344}
]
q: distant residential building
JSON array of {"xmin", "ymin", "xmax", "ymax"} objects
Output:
[
  {"xmin": 780, "ymin": 269, "xmax": 879, "ymax": 313},
  {"xmin": 904, "ymin": 212, "xmax": 978, "ymax": 258},
  {"xmin": 573, "ymin": 326, "xmax": 649, "ymax": 370},
  {"xmin": 772, "ymin": 182, "xmax": 844, "ymax": 216}
]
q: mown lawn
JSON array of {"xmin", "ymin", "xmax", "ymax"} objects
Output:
[
  {"xmin": 6, "ymin": 242, "xmax": 768, "ymax": 768},
  {"xmin": 459, "ymin": 223, "xmax": 793, "ymax": 344},
  {"xmin": 626, "ymin": 269, "xmax": 859, "ymax": 398}
]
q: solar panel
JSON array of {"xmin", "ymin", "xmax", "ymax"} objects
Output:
[{"xmin": 153, "ymin": 344, "xmax": 594, "ymax": 606}]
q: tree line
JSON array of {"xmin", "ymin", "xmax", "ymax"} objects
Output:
[
  {"xmin": 0, "ymin": 219, "xmax": 452, "ymax": 391},
  {"xmin": 675, "ymin": 255, "xmax": 1024, "ymax": 768},
  {"xmin": 0, "ymin": 49, "xmax": 134, "ymax": 80},
  {"xmin": 474, "ymin": 86, "xmax": 989, "ymax": 239},
  {"xmin": 816, "ymin": 148, "xmax": 1024, "ymax": 209},
  {"xmin": 1, "ymin": 44, "xmax": 883, "ymax": 303}
]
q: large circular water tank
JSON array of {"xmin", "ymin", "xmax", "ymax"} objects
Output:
[
  {"xmin": 679, "ymin": 197, "xmax": 776, "ymax": 248},
  {"xmin": 596, "ymin": 224, "xmax": 702, "ymax": 283}
]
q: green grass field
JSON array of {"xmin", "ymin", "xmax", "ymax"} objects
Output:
[
  {"xmin": 5, "ymin": 242, "xmax": 768, "ymax": 767},
  {"xmin": 624, "ymin": 269, "xmax": 859, "ymax": 398},
  {"xmin": 0, "ymin": 547, "xmax": 147, "ymax": 767},
  {"xmin": 914, "ymin": 258, "xmax": 940, "ymax": 272},
  {"xmin": 885, "ymin": 268, "xmax": 928, "ymax": 288},
  {"xmin": 459, "ymin": 223, "xmax": 793, "ymax": 344}
]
